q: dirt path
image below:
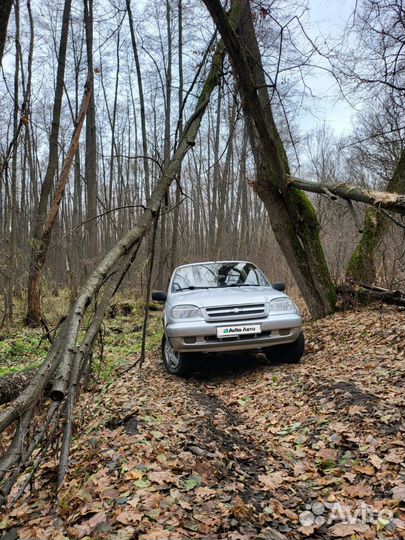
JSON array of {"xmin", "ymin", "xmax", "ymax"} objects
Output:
[{"xmin": 3, "ymin": 306, "xmax": 405, "ymax": 540}]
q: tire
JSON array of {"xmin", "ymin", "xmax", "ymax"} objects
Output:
[
  {"xmin": 161, "ymin": 334, "xmax": 197, "ymax": 376},
  {"xmin": 264, "ymin": 331, "xmax": 305, "ymax": 364}
]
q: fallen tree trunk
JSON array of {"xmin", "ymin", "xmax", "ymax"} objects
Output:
[
  {"xmin": 337, "ymin": 282, "xmax": 405, "ymax": 307},
  {"xmin": 0, "ymin": 12, "xmax": 241, "ymax": 503},
  {"xmin": 288, "ymin": 176, "xmax": 405, "ymax": 216}
]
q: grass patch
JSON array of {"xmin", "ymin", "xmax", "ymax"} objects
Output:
[
  {"xmin": 0, "ymin": 294, "xmax": 163, "ymax": 383},
  {"xmin": 0, "ymin": 327, "xmax": 49, "ymax": 378},
  {"xmin": 94, "ymin": 303, "xmax": 162, "ymax": 382}
]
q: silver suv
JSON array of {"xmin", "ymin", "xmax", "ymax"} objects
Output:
[{"xmin": 152, "ymin": 261, "xmax": 304, "ymax": 376}]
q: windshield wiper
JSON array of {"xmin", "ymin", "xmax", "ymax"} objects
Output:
[
  {"xmin": 177, "ymin": 286, "xmax": 212, "ymax": 291},
  {"xmin": 218, "ymin": 283, "xmax": 261, "ymax": 287}
]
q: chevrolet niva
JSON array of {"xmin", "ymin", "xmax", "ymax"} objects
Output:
[{"xmin": 152, "ymin": 261, "xmax": 304, "ymax": 376}]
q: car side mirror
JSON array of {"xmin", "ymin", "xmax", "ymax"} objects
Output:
[
  {"xmin": 272, "ymin": 282, "xmax": 286, "ymax": 292},
  {"xmin": 152, "ymin": 291, "xmax": 167, "ymax": 302}
]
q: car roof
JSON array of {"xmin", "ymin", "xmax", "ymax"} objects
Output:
[{"xmin": 174, "ymin": 261, "xmax": 257, "ymax": 270}]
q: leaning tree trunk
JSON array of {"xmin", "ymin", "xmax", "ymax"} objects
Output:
[
  {"xmin": 0, "ymin": 9, "xmax": 243, "ymax": 500},
  {"xmin": 346, "ymin": 148, "xmax": 405, "ymax": 283},
  {"xmin": 203, "ymin": 0, "xmax": 336, "ymax": 318}
]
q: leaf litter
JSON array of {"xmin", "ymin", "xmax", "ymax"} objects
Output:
[{"xmin": 1, "ymin": 305, "xmax": 404, "ymax": 539}]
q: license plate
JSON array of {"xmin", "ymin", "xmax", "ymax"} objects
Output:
[{"xmin": 217, "ymin": 324, "xmax": 261, "ymax": 338}]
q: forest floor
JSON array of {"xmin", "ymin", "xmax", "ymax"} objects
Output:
[{"xmin": 1, "ymin": 304, "xmax": 404, "ymax": 540}]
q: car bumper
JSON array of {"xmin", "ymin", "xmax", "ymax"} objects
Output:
[{"xmin": 165, "ymin": 313, "xmax": 302, "ymax": 353}]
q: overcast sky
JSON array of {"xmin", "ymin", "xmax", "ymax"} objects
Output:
[
  {"xmin": 1, "ymin": 0, "xmax": 359, "ymax": 140},
  {"xmin": 300, "ymin": 0, "xmax": 357, "ymax": 137}
]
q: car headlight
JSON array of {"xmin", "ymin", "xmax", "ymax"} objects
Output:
[
  {"xmin": 171, "ymin": 305, "xmax": 203, "ymax": 319},
  {"xmin": 268, "ymin": 297, "xmax": 296, "ymax": 313}
]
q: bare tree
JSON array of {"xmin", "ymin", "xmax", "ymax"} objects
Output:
[
  {"xmin": 170, "ymin": 0, "xmax": 184, "ymax": 273},
  {"xmin": 84, "ymin": 0, "xmax": 97, "ymax": 262},
  {"xmin": 337, "ymin": 0, "xmax": 405, "ymax": 98},
  {"xmin": 126, "ymin": 0, "xmax": 151, "ymax": 201},
  {"xmin": 25, "ymin": 0, "xmax": 72, "ymax": 326}
]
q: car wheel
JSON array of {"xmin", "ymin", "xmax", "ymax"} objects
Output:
[
  {"xmin": 264, "ymin": 331, "xmax": 305, "ymax": 364},
  {"xmin": 161, "ymin": 334, "xmax": 197, "ymax": 376}
]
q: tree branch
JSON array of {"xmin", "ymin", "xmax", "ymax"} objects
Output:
[{"xmin": 288, "ymin": 176, "xmax": 405, "ymax": 215}]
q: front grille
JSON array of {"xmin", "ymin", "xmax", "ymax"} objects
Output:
[{"xmin": 205, "ymin": 303, "xmax": 266, "ymax": 321}]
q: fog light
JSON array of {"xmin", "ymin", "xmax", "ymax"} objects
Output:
[
  {"xmin": 279, "ymin": 328, "xmax": 290, "ymax": 336},
  {"xmin": 184, "ymin": 337, "xmax": 196, "ymax": 344}
]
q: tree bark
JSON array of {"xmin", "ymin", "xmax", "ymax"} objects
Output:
[
  {"xmin": 0, "ymin": 0, "xmax": 13, "ymax": 64},
  {"xmin": 346, "ymin": 148, "xmax": 405, "ymax": 283},
  {"xmin": 170, "ymin": 0, "xmax": 184, "ymax": 273},
  {"xmin": 34, "ymin": 81, "xmax": 92, "ymax": 269},
  {"xmin": 209, "ymin": 84, "xmax": 222, "ymax": 256},
  {"xmin": 7, "ymin": 0, "xmax": 20, "ymax": 321},
  {"xmin": 203, "ymin": 0, "xmax": 336, "ymax": 318},
  {"xmin": 157, "ymin": 0, "xmax": 173, "ymax": 290}
]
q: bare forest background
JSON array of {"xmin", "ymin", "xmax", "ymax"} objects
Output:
[
  {"xmin": 0, "ymin": 0, "xmax": 404, "ymax": 522},
  {"xmin": 0, "ymin": 0, "xmax": 404, "ymax": 323}
]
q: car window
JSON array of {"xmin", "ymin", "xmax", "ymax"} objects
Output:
[{"xmin": 171, "ymin": 262, "xmax": 269, "ymax": 291}]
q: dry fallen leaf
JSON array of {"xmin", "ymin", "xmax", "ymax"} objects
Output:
[
  {"xmin": 344, "ymin": 482, "xmax": 374, "ymax": 498},
  {"xmin": 147, "ymin": 470, "xmax": 178, "ymax": 486},
  {"xmin": 369, "ymin": 454, "xmax": 383, "ymax": 470},
  {"xmin": 353, "ymin": 463, "xmax": 375, "ymax": 475},
  {"xmin": 124, "ymin": 469, "xmax": 144, "ymax": 481},
  {"xmin": 298, "ymin": 525, "xmax": 315, "ymax": 536},
  {"xmin": 328, "ymin": 522, "xmax": 371, "ymax": 537},
  {"xmin": 258, "ymin": 471, "xmax": 289, "ymax": 490},
  {"xmin": 385, "ymin": 450, "xmax": 404, "ymax": 464},
  {"xmin": 230, "ymin": 496, "xmax": 254, "ymax": 521},
  {"xmin": 392, "ymin": 483, "xmax": 405, "ymax": 502},
  {"xmin": 115, "ymin": 510, "xmax": 143, "ymax": 525}
]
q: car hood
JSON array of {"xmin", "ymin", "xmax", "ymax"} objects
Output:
[{"xmin": 168, "ymin": 286, "xmax": 287, "ymax": 308}]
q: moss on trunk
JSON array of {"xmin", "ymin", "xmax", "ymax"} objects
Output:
[
  {"xmin": 291, "ymin": 189, "xmax": 337, "ymax": 309},
  {"xmin": 346, "ymin": 149, "xmax": 405, "ymax": 284},
  {"xmin": 346, "ymin": 208, "xmax": 380, "ymax": 283}
]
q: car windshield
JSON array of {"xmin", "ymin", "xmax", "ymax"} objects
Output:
[{"xmin": 171, "ymin": 262, "xmax": 269, "ymax": 292}]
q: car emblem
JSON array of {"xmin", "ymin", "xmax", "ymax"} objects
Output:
[{"xmin": 233, "ymin": 308, "xmax": 240, "ymax": 313}]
